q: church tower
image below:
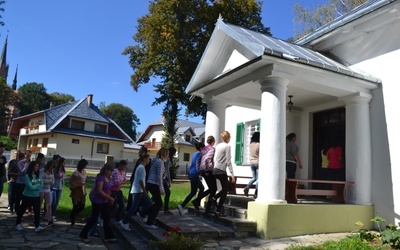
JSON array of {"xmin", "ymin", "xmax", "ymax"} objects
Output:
[{"xmin": 0, "ymin": 34, "xmax": 9, "ymax": 82}]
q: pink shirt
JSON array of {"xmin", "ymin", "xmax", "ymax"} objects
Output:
[{"xmin": 327, "ymin": 147, "xmax": 344, "ymax": 169}]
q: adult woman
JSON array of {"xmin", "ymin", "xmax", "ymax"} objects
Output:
[
  {"xmin": 177, "ymin": 142, "xmax": 205, "ymax": 215},
  {"xmin": 286, "ymin": 133, "xmax": 302, "ymax": 178},
  {"xmin": 213, "ymin": 131, "xmax": 235, "ymax": 217},
  {"xmin": 79, "ymin": 163, "xmax": 116, "ymax": 243},
  {"xmin": 244, "ymin": 132, "xmax": 260, "ymax": 197},
  {"xmin": 7, "ymin": 151, "xmax": 24, "ymax": 214},
  {"xmin": 110, "ymin": 160, "xmax": 128, "ymax": 224},
  {"xmin": 69, "ymin": 159, "xmax": 88, "ymax": 226},
  {"xmin": 39, "ymin": 161, "xmax": 54, "ymax": 226},
  {"xmin": 51, "ymin": 157, "xmax": 65, "ymax": 222},
  {"xmin": 120, "ymin": 154, "xmax": 151, "ymax": 231},
  {"xmin": 15, "ymin": 161, "xmax": 44, "ymax": 232},
  {"xmin": 162, "ymin": 147, "xmax": 176, "ymax": 215},
  {"xmin": 140, "ymin": 147, "xmax": 169, "ymax": 229},
  {"xmin": 197, "ymin": 136, "xmax": 216, "ymax": 214}
]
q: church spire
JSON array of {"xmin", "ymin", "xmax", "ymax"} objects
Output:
[
  {"xmin": 12, "ymin": 64, "xmax": 18, "ymax": 90},
  {"xmin": 0, "ymin": 34, "xmax": 9, "ymax": 82}
]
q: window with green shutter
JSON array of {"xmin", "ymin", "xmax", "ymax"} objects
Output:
[{"xmin": 235, "ymin": 123, "xmax": 244, "ymax": 164}]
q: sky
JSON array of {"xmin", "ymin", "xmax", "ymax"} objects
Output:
[{"xmin": 1, "ymin": 0, "xmax": 323, "ymax": 134}]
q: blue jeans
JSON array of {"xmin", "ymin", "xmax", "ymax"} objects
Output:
[
  {"xmin": 8, "ymin": 182, "xmax": 16, "ymax": 211},
  {"xmin": 110, "ymin": 190, "xmax": 125, "ymax": 222},
  {"xmin": 123, "ymin": 193, "xmax": 152, "ymax": 224},
  {"xmin": 247, "ymin": 164, "xmax": 258, "ymax": 188},
  {"xmin": 51, "ymin": 189, "xmax": 63, "ymax": 217}
]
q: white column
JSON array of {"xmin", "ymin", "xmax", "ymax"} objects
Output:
[
  {"xmin": 204, "ymin": 99, "xmax": 226, "ymax": 144},
  {"xmin": 343, "ymin": 93, "xmax": 373, "ymax": 205},
  {"xmin": 257, "ymin": 77, "xmax": 288, "ymax": 203}
]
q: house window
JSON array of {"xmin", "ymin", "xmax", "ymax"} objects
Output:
[
  {"xmin": 33, "ymin": 138, "xmax": 39, "ymax": 147},
  {"xmin": 72, "ymin": 139, "xmax": 80, "ymax": 144},
  {"xmin": 185, "ymin": 135, "xmax": 191, "ymax": 142},
  {"xmin": 235, "ymin": 120, "xmax": 260, "ymax": 165},
  {"xmin": 97, "ymin": 142, "xmax": 109, "ymax": 154},
  {"xmin": 71, "ymin": 120, "xmax": 85, "ymax": 130},
  {"xmin": 42, "ymin": 138, "xmax": 48, "ymax": 148},
  {"xmin": 28, "ymin": 139, "xmax": 32, "ymax": 148},
  {"xmin": 95, "ymin": 124, "xmax": 107, "ymax": 134},
  {"xmin": 183, "ymin": 153, "xmax": 190, "ymax": 161}
]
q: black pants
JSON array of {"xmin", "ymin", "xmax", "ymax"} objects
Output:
[
  {"xmin": 286, "ymin": 162, "xmax": 297, "ymax": 178},
  {"xmin": 80, "ymin": 202, "xmax": 114, "ymax": 240},
  {"xmin": 16, "ymin": 195, "xmax": 40, "ymax": 227},
  {"xmin": 14, "ymin": 183, "xmax": 25, "ymax": 215},
  {"xmin": 200, "ymin": 172, "xmax": 216, "ymax": 211},
  {"xmin": 214, "ymin": 173, "xmax": 229, "ymax": 213},
  {"xmin": 141, "ymin": 183, "xmax": 162, "ymax": 225}
]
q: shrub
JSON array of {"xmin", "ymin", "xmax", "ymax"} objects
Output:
[{"xmin": 150, "ymin": 226, "xmax": 203, "ymax": 250}]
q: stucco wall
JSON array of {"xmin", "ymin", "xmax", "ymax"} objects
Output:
[{"xmin": 352, "ymin": 49, "xmax": 400, "ymax": 225}]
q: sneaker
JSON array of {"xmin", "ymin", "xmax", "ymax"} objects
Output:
[
  {"xmin": 136, "ymin": 212, "xmax": 144, "ymax": 224},
  {"xmin": 16, "ymin": 224, "xmax": 23, "ymax": 231},
  {"xmin": 98, "ymin": 218, "xmax": 103, "ymax": 227},
  {"xmin": 177, "ymin": 205, "xmax": 183, "ymax": 216},
  {"xmin": 52, "ymin": 216, "xmax": 57, "ymax": 222},
  {"xmin": 145, "ymin": 224, "xmax": 158, "ymax": 229},
  {"xmin": 80, "ymin": 237, "xmax": 91, "ymax": 243},
  {"xmin": 120, "ymin": 222, "xmax": 131, "ymax": 231},
  {"xmin": 215, "ymin": 212, "xmax": 227, "ymax": 218},
  {"xmin": 243, "ymin": 187, "xmax": 249, "ymax": 197},
  {"xmin": 35, "ymin": 226, "xmax": 45, "ymax": 232},
  {"xmin": 191, "ymin": 199, "xmax": 200, "ymax": 210}
]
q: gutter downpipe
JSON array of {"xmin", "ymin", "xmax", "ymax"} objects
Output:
[{"xmin": 91, "ymin": 137, "xmax": 96, "ymax": 159}]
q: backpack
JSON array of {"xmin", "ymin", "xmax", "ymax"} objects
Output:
[
  {"xmin": 197, "ymin": 146, "xmax": 215, "ymax": 174},
  {"xmin": 195, "ymin": 153, "xmax": 203, "ymax": 174}
]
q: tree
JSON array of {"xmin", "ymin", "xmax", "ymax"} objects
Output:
[
  {"xmin": 49, "ymin": 92, "xmax": 75, "ymax": 106},
  {"xmin": 123, "ymin": 0, "xmax": 270, "ymax": 148},
  {"xmin": 17, "ymin": 82, "xmax": 50, "ymax": 115},
  {"xmin": 99, "ymin": 102, "xmax": 140, "ymax": 141},
  {"xmin": 0, "ymin": 78, "xmax": 17, "ymax": 135},
  {"xmin": 292, "ymin": 0, "xmax": 368, "ymax": 40}
]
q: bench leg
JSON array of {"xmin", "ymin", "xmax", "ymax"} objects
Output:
[
  {"xmin": 285, "ymin": 180, "xmax": 297, "ymax": 204},
  {"xmin": 331, "ymin": 184, "xmax": 345, "ymax": 203}
]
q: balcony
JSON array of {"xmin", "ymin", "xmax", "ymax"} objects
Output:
[
  {"xmin": 20, "ymin": 124, "xmax": 46, "ymax": 135},
  {"xmin": 143, "ymin": 142, "xmax": 162, "ymax": 150}
]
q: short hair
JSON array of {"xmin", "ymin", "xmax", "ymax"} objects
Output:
[
  {"xmin": 251, "ymin": 132, "xmax": 260, "ymax": 143},
  {"xmin": 195, "ymin": 142, "xmax": 205, "ymax": 151},
  {"xmin": 286, "ymin": 133, "xmax": 296, "ymax": 141}
]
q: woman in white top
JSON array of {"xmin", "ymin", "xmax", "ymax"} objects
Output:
[{"xmin": 213, "ymin": 131, "xmax": 235, "ymax": 217}]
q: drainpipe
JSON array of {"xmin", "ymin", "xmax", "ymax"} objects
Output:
[{"xmin": 91, "ymin": 137, "xmax": 96, "ymax": 159}]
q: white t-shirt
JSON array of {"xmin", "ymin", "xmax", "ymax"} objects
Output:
[{"xmin": 130, "ymin": 164, "xmax": 145, "ymax": 194}]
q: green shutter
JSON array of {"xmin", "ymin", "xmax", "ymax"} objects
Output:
[
  {"xmin": 235, "ymin": 122, "xmax": 244, "ymax": 164},
  {"xmin": 258, "ymin": 119, "xmax": 261, "ymax": 132}
]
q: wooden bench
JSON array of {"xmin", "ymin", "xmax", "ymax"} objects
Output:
[
  {"xmin": 285, "ymin": 178, "xmax": 354, "ymax": 204},
  {"xmin": 228, "ymin": 176, "xmax": 256, "ymax": 195}
]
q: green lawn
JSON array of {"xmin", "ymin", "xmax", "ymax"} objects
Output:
[{"xmin": 3, "ymin": 173, "xmax": 191, "ymax": 222}]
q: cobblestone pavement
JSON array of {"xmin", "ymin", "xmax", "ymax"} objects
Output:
[{"xmin": 0, "ymin": 193, "xmax": 352, "ymax": 250}]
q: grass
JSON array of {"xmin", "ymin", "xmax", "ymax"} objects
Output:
[{"xmin": 3, "ymin": 172, "xmax": 191, "ymax": 223}]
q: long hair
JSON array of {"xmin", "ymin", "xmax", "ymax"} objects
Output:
[
  {"xmin": 251, "ymin": 132, "xmax": 260, "ymax": 143},
  {"xmin": 44, "ymin": 161, "xmax": 54, "ymax": 173},
  {"xmin": 77, "ymin": 159, "xmax": 88, "ymax": 172},
  {"xmin": 98, "ymin": 163, "xmax": 114, "ymax": 177},
  {"xmin": 156, "ymin": 147, "xmax": 169, "ymax": 159},
  {"xmin": 26, "ymin": 161, "xmax": 40, "ymax": 181},
  {"xmin": 55, "ymin": 157, "xmax": 66, "ymax": 173}
]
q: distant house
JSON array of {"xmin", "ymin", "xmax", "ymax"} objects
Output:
[
  {"xmin": 8, "ymin": 94, "xmax": 135, "ymax": 168},
  {"xmin": 186, "ymin": 0, "xmax": 399, "ymax": 239},
  {"xmin": 137, "ymin": 118, "xmax": 205, "ymax": 175}
]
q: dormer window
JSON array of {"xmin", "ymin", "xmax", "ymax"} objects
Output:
[
  {"xmin": 185, "ymin": 135, "xmax": 191, "ymax": 142},
  {"xmin": 95, "ymin": 124, "xmax": 107, "ymax": 134},
  {"xmin": 71, "ymin": 120, "xmax": 85, "ymax": 130}
]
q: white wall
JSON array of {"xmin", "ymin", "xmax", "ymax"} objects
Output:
[{"xmin": 352, "ymin": 49, "xmax": 400, "ymax": 224}]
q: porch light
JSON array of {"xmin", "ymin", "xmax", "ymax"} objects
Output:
[{"xmin": 287, "ymin": 95, "xmax": 294, "ymax": 112}]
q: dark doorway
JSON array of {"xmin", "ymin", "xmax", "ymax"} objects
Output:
[{"xmin": 312, "ymin": 108, "xmax": 345, "ymax": 184}]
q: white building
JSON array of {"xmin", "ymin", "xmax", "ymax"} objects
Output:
[{"xmin": 186, "ymin": 0, "xmax": 399, "ymax": 238}]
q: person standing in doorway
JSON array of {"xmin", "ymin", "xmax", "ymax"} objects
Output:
[
  {"xmin": 327, "ymin": 139, "xmax": 344, "ymax": 181},
  {"xmin": 244, "ymin": 132, "xmax": 260, "ymax": 197},
  {"xmin": 286, "ymin": 133, "xmax": 302, "ymax": 178}
]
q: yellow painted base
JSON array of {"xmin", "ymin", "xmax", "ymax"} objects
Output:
[{"xmin": 247, "ymin": 202, "xmax": 374, "ymax": 239}]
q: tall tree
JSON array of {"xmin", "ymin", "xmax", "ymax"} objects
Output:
[
  {"xmin": 49, "ymin": 92, "xmax": 75, "ymax": 106},
  {"xmin": 292, "ymin": 0, "xmax": 368, "ymax": 40},
  {"xmin": 123, "ymin": 0, "xmax": 270, "ymax": 147},
  {"xmin": 99, "ymin": 102, "xmax": 140, "ymax": 141},
  {"xmin": 17, "ymin": 82, "xmax": 50, "ymax": 115},
  {"xmin": 0, "ymin": 77, "xmax": 17, "ymax": 135}
]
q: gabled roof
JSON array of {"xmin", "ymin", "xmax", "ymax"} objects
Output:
[
  {"xmin": 186, "ymin": 17, "xmax": 381, "ymax": 97},
  {"xmin": 137, "ymin": 118, "xmax": 204, "ymax": 143},
  {"xmin": 296, "ymin": 0, "xmax": 398, "ymax": 46},
  {"xmin": 10, "ymin": 95, "xmax": 134, "ymax": 143}
]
